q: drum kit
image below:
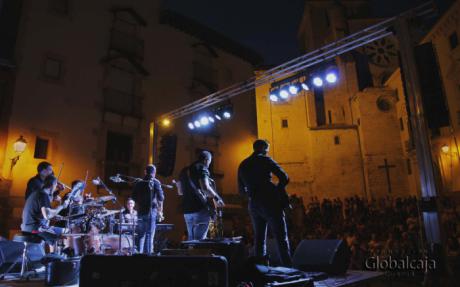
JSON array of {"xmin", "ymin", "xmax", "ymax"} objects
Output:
[
  {"xmin": 56, "ymin": 195, "xmax": 135, "ymax": 257},
  {"xmin": 50, "ymin": 173, "xmax": 176, "ymax": 257}
]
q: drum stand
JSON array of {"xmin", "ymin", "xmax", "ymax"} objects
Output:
[
  {"xmin": 216, "ymin": 207, "xmax": 224, "ymax": 238},
  {"xmin": 129, "ymin": 219, "xmax": 136, "ymax": 255},
  {"xmin": 97, "ymin": 178, "xmax": 125, "ymax": 255}
]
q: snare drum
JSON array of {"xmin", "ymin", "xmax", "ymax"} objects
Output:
[{"xmin": 83, "ymin": 231, "xmax": 102, "ymax": 255}]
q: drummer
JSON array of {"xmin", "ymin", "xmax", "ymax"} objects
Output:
[
  {"xmin": 120, "ymin": 197, "xmax": 138, "ymax": 232},
  {"xmin": 61, "ymin": 180, "xmax": 85, "ymax": 216}
]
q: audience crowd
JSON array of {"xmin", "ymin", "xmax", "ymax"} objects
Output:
[{"xmin": 230, "ymin": 194, "xmax": 460, "ymax": 271}]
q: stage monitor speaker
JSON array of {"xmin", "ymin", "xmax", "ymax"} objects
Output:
[
  {"xmin": 45, "ymin": 258, "xmax": 80, "ymax": 286},
  {"xmin": 292, "ymin": 239, "xmax": 350, "ymax": 275},
  {"xmin": 0, "ymin": 240, "xmax": 45, "ymax": 273},
  {"xmin": 80, "ymin": 255, "xmax": 228, "ymax": 287},
  {"xmin": 181, "ymin": 240, "xmax": 246, "ymax": 285}
]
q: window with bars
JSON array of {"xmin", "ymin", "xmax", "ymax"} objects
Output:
[
  {"xmin": 34, "ymin": 137, "xmax": 49, "ymax": 159},
  {"xmin": 449, "ymin": 31, "xmax": 458, "ymax": 50},
  {"xmin": 281, "ymin": 119, "xmax": 289, "ymax": 128},
  {"xmin": 334, "ymin": 135, "xmax": 341, "ymax": 145},
  {"xmin": 42, "ymin": 54, "xmax": 65, "ymax": 83}
]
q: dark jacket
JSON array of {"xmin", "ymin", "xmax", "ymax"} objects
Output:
[
  {"xmin": 181, "ymin": 161, "xmax": 210, "ymax": 214},
  {"xmin": 131, "ymin": 175, "xmax": 164, "ymax": 216},
  {"xmin": 238, "ymin": 152, "xmax": 289, "ymax": 208},
  {"xmin": 25, "ymin": 174, "xmax": 44, "ymax": 200}
]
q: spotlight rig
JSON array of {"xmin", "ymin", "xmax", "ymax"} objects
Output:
[
  {"xmin": 269, "ymin": 64, "xmax": 339, "ymax": 103},
  {"xmin": 187, "ymin": 103, "xmax": 233, "ymax": 131}
]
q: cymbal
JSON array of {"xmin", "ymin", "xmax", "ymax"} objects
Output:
[
  {"xmin": 82, "ymin": 201, "xmax": 103, "ymax": 207},
  {"xmin": 98, "ymin": 209, "xmax": 123, "ymax": 218},
  {"xmin": 96, "ymin": 195, "xmax": 116, "ymax": 203},
  {"xmin": 59, "ymin": 213, "xmax": 86, "ymax": 220},
  {"xmin": 116, "ymin": 223, "xmax": 138, "ymax": 226},
  {"xmin": 61, "ymin": 233, "xmax": 87, "ymax": 237}
]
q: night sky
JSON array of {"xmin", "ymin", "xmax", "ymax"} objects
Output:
[{"xmin": 163, "ymin": 0, "xmax": 453, "ymax": 65}]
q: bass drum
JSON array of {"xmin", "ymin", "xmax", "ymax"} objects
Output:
[
  {"xmin": 83, "ymin": 232, "xmax": 102, "ymax": 255},
  {"xmin": 99, "ymin": 234, "xmax": 134, "ymax": 255},
  {"xmin": 63, "ymin": 223, "xmax": 86, "ymax": 257}
]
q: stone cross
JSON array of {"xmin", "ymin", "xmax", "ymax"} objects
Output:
[{"xmin": 378, "ymin": 158, "xmax": 396, "ymax": 194}]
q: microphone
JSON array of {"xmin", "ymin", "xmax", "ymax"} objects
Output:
[
  {"xmin": 92, "ymin": 177, "xmax": 102, "ymax": 186},
  {"xmin": 109, "ymin": 174, "xmax": 124, "ymax": 183}
]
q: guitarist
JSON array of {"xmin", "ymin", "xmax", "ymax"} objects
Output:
[
  {"xmin": 238, "ymin": 139, "xmax": 292, "ymax": 267},
  {"xmin": 180, "ymin": 150, "xmax": 224, "ymax": 240}
]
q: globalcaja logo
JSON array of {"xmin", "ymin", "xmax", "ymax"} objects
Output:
[{"xmin": 365, "ymin": 254, "xmax": 437, "ymax": 277}]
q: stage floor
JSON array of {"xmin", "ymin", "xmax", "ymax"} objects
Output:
[{"xmin": 0, "ymin": 270, "xmax": 383, "ymax": 287}]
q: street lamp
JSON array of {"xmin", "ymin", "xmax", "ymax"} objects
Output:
[
  {"xmin": 11, "ymin": 135, "xmax": 27, "ymax": 169},
  {"xmin": 441, "ymin": 144, "xmax": 449, "ymax": 154}
]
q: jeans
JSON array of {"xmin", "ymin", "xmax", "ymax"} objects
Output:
[
  {"xmin": 249, "ymin": 203, "xmax": 292, "ymax": 267},
  {"xmin": 136, "ymin": 211, "xmax": 157, "ymax": 254},
  {"xmin": 184, "ymin": 209, "xmax": 211, "ymax": 240}
]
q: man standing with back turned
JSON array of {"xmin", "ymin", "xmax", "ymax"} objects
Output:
[
  {"xmin": 132, "ymin": 164, "xmax": 164, "ymax": 254},
  {"xmin": 238, "ymin": 139, "xmax": 292, "ymax": 266}
]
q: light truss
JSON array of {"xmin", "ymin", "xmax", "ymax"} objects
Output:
[{"xmin": 158, "ymin": 2, "xmax": 434, "ymax": 122}]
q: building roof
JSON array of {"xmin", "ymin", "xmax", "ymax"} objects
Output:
[{"xmin": 159, "ymin": 9, "xmax": 263, "ymax": 66}]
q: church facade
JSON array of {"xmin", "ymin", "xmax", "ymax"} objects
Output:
[{"xmin": 256, "ymin": 0, "xmax": 460, "ymax": 201}]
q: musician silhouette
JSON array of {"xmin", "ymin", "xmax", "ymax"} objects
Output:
[
  {"xmin": 238, "ymin": 139, "xmax": 292, "ymax": 266},
  {"xmin": 180, "ymin": 150, "xmax": 224, "ymax": 241},
  {"xmin": 131, "ymin": 165, "xmax": 164, "ymax": 254}
]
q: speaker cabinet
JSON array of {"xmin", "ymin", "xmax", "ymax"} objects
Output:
[
  {"xmin": 292, "ymin": 240, "xmax": 350, "ymax": 275},
  {"xmin": 80, "ymin": 255, "xmax": 228, "ymax": 287}
]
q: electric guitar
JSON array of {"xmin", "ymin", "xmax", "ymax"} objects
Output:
[{"xmin": 205, "ymin": 178, "xmax": 224, "ymax": 218}]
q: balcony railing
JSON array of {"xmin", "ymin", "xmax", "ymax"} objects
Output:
[
  {"xmin": 109, "ymin": 28, "xmax": 144, "ymax": 61},
  {"xmin": 103, "ymin": 88, "xmax": 142, "ymax": 118}
]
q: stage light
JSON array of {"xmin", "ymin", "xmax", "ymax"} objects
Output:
[
  {"xmin": 269, "ymin": 94, "xmax": 279, "ymax": 102},
  {"xmin": 200, "ymin": 116, "xmax": 210, "ymax": 126},
  {"xmin": 312, "ymin": 76, "xmax": 323, "ymax": 87},
  {"xmin": 194, "ymin": 120, "xmax": 201, "ymax": 128},
  {"xmin": 161, "ymin": 118, "xmax": 171, "ymax": 127},
  {"xmin": 208, "ymin": 116, "xmax": 215, "ymax": 123},
  {"xmin": 279, "ymin": 89, "xmax": 289, "ymax": 99},
  {"xmin": 215, "ymin": 114, "xmax": 222, "ymax": 121},
  {"xmin": 288, "ymin": 85, "xmax": 299, "ymax": 95},
  {"xmin": 325, "ymin": 72, "xmax": 338, "ymax": 84},
  {"xmin": 188, "ymin": 122, "xmax": 195, "ymax": 130},
  {"xmin": 301, "ymin": 83, "xmax": 309, "ymax": 91},
  {"xmin": 223, "ymin": 111, "xmax": 231, "ymax": 119}
]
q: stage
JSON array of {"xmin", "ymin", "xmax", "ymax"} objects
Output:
[{"xmin": 0, "ymin": 269, "xmax": 384, "ymax": 287}]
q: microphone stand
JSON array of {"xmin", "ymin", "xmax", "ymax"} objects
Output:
[{"xmin": 97, "ymin": 178, "xmax": 125, "ymax": 255}]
